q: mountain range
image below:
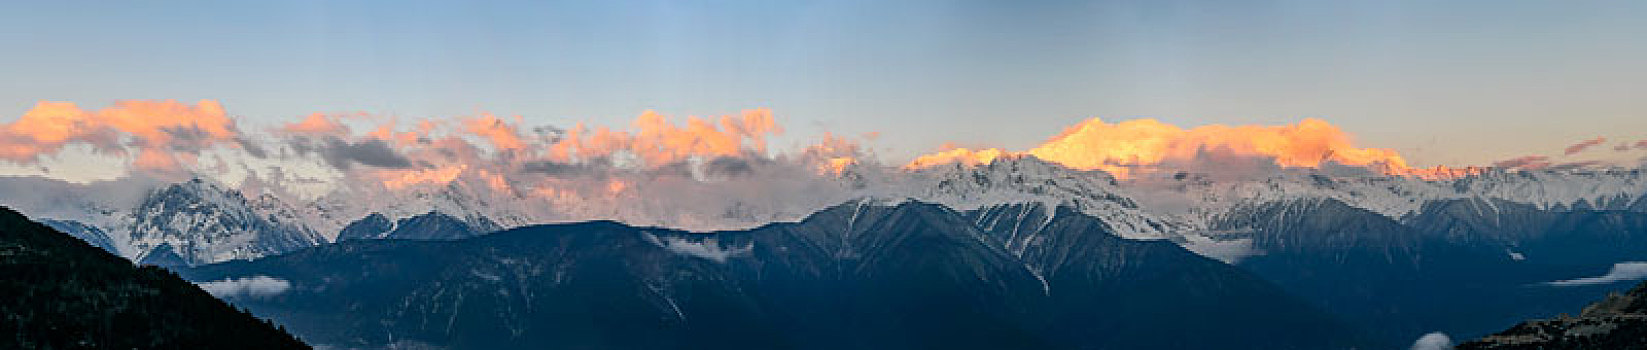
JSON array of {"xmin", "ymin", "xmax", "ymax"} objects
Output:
[
  {"xmin": 5, "ymin": 157, "xmax": 1647, "ymax": 347},
  {"xmin": 181, "ymin": 200, "xmax": 1372, "ymax": 349}
]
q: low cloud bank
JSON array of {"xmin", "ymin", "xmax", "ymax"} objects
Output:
[
  {"xmin": 195, "ymin": 276, "xmax": 292, "ymax": 299},
  {"xmin": 1545, "ymin": 262, "xmax": 1647, "ymax": 287},
  {"xmin": 640, "ymin": 231, "xmax": 753, "ymax": 263},
  {"xmin": 1410, "ymin": 332, "xmax": 1452, "ymax": 350}
]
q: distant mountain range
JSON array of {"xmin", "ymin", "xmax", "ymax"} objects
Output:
[
  {"xmin": 4, "ymin": 158, "xmax": 1647, "ymax": 347},
  {"xmin": 0, "ymin": 205, "xmax": 307, "ymax": 349},
  {"xmin": 13, "ymin": 158, "xmax": 1647, "ymax": 268}
]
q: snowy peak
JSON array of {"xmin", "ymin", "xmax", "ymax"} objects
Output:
[
  {"xmin": 903, "ymin": 156, "xmax": 1175, "ymax": 239},
  {"xmin": 306, "ymin": 179, "xmax": 536, "ymax": 240},
  {"xmin": 1134, "ymin": 168, "xmax": 1647, "ymax": 232},
  {"xmin": 1449, "ymin": 169, "xmax": 1647, "ymax": 211},
  {"xmin": 127, "ymin": 178, "xmax": 323, "ymax": 265},
  {"xmin": 913, "ymin": 156, "xmax": 1130, "ymax": 208},
  {"xmin": 335, "ymin": 213, "xmax": 393, "ymax": 240},
  {"xmin": 336, "ymin": 211, "xmax": 500, "ymax": 241}
]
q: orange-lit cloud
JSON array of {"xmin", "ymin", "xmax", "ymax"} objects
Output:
[
  {"xmin": 905, "ymin": 147, "xmax": 1007, "ymax": 170},
  {"xmin": 282, "ymin": 113, "xmax": 351, "ymax": 136},
  {"xmin": 462, "ymin": 114, "xmax": 526, "ymax": 151},
  {"xmin": 378, "ymin": 165, "xmax": 466, "ymax": 190},
  {"xmin": 1564, "ymin": 137, "xmax": 1607, "ymax": 155},
  {"xmin": 801, "ymin": 132, "xmax": 870, "ymax": 175},
  {"xmin": 546, "ymin": 109, "xmax": 780, "ymax": 166},
  {"xmin": 0, "ymin": 100, "xmax": 242, "ymax": 173},
  {"xmin": 263, "ymin": 108, "xmax": 798, "ymax": 196},
  {"xmin": 907, "ymin": 117, "xmax": 1470, "ymax": 179},
  {"xmin": 1618, "ymin": 140, "xmax": 1647, "ymax": 151},
  {"xmin": 1492, "ymin": 155, "xmax": 1551, "ymax": 170}
]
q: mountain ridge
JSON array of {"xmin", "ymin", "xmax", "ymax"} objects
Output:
[
  {"xmin": 0, "ymin": 205, "xmax": 308, "ymax": 349},
  {"xmin": 183, "ymin": 199, "xmax": 1373, "ymax": 349}
]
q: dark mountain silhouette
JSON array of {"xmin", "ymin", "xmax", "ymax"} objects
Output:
[
  {"xmin": 1461, "ymin": 279, "xmax": 1647, "ymax": 349},
  {"xmin": 0, "ymin": 205, "xmax": 308, "ymax": 349},
  {"xmin": 37, "ymin": 218, "xmax": 118, "ymax": 254}
]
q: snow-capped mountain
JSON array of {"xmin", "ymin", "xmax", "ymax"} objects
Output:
[
  {"xmin": 300, "ymin": 180, "xmax": 537, "ymax": 242},
  {"xmin": 124, "ymin": 178, "xmax": 324, "ymax": 265},
  {"xmin": 893, "ymin": 156, "xmax": 1178, "ymax": 239},
  {"xmin": 1154, "ymin": 168, "xmax": 1647, "ymax": 226},
  {"xmin": 0, "ymin": 176, "xmax": 530, "ymax": 266},
  {"xmin": 6, "ymin": 158, "xmax": 1647, "ymax": 346},
  {"xmin": 336, "ymin": 211, "xmax": 501, "ymax": 241}
]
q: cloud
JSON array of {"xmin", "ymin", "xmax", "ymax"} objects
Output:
[
  {"xmin": 195, "ymin": 276, "xmax": 292, "ymax": 299},
  {"xmin": 1409, "ymin": 332, "xmax": 1452, "ymax": 350},
  {"xmin": 703, "ymin": 156, "xmax": 756, "ymax": 178},
  {"xmin": 463, "ymin": 114, "xmax": 527, "ymax": 151},
  {"xmin": 236, "ymin": 137, "xmax": 269, "ymax": 158},
  {"xmin": 803, "ymin": 132, "xmax": 873, "ymax": 174},
  {"xmin": 281, "ymin": 113, "xmax": 352, "ymax": 136},
  {"xmin": 378, "ymin": 165, "xmax": 467, "ymax": 190},
  {"xmin": 1615, "ymin": 140, "xmax": 1647, "ymax": 152},
  {"xmin": 546, "ymin": 109, "xmax": 782, "ymax": 166},
  {"xmin": 289, "ymin": 137, "xmax": 414, "ymax": 170},
  {"xmin": 1177, "ymin": 234, "xmax": 1260, "ymax": 264},
  {"xmin": 0, "ymin": 100, "xmax": 245, "ymax": 174},
  {"xmin": 1493, "ymin": 155, "xmax": 1551, "ymax": 170},
  {"xmin": 1547, "ymin": 160, "xmax": 1604, "ymax": 171},
  {"xmin": 1545, "ymin": 261, "xmax": 1647, "ymax": 287},
  {"xmin": 1564, "ymin": 137, "xmax": 1606, "ymax": 155},
  {"xmin": 640, "ymin": 231, "xmax": 752, "ymax": 263},
  {"xmin": 0, "ymin": 101, "xmax": 886, "ymax": 234},
  {"xmin": 520, "ymin": 160, "xmax": 604, "ymax": 177},
  {"xmin": 907, "ymin": 118, "xmax": 1428, "ymax": 179},
  {"xmin": 907, "ymin": 147, "xmax": 1008, "ymax": 170}
]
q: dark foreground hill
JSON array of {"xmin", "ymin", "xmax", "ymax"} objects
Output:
[
  {"xmin": 1460, "ymin": 280, "xmax": 1647, "ymax": 349},
  {"xmin": 0, "ymin": 206, "xmax": 308, "ymax": 349}
]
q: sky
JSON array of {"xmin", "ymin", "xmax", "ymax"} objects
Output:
[{"xmin": 2, "ymin": 0, "xmax": 1645, "ymax": 172}]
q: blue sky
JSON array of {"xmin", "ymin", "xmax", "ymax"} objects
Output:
[{"xmin": 2, "ymin": 0, "xmax": 1644, "ymax": 166}]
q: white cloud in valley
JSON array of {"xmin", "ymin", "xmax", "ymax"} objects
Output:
[
  {"xmin": 1545, "ymin": 262, "xmax": 1647, "ymax": 287},
  {"xmin": 195, "ymin": 276, "xmax": 292, "ymax": 299}
]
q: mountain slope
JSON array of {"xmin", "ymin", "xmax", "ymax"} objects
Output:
[
  {"xmin": 184, "ymin": 200, "xmax": 1370, "ymax": 349},
  {"xmin": 963, "ymin": 202, "xmax": 1371, "ymax": 348},
  {"xmin": 38, "ymin": 218, "xmax": 118, "ymax": 254},
  {"xmin": 1214, "ymin": 196, "xmax": 1647, "ymax": 344},
  {"xmin": 0, "ymin": 205, "xmax": 308, "ymax": 349}
]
